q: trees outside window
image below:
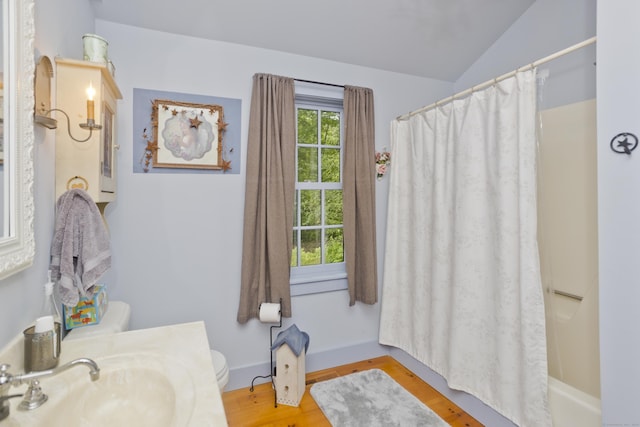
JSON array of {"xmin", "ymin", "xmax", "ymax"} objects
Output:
[{"xmin": 291, "ymin": 99, "xmax": 347, "ymax": 294}]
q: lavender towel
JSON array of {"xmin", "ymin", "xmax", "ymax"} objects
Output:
[{"xmin": 50, "ymin": 189, "xmax": 111, "ymax": 306}]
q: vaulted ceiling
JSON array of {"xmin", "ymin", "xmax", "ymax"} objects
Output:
[{"xmin": 90, "ymin": 0, "xmax": 535, "ymax": 81}]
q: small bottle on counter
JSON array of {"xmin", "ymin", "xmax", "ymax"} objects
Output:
[
  {"xmin": 39, "ymin": 271, "xmax": 62, "ymax": 330},
  {"xmin": 24, "ymin": 272, "xmax": 63, "ymax": 371}
]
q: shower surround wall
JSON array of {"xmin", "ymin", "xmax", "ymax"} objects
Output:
[{"xmin": 537, "ymin": 99, "xmax": 600, "ymax": 398}]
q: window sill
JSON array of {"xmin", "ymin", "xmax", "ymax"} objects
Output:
[{"xmin": 290, "ymin": 275, "xmax": 347, "ymax": 296}]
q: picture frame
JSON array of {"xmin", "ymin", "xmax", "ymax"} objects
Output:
[{"xmin": 152, "ymin": 99, "xmax": 225, "ymax": 169}]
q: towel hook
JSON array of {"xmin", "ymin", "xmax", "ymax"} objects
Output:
[
  {"xmin": 610, "ymin": 132, "xmax": 638, "ymax": 155},
  {"xmin": 66, "ymin": 176, "xmax": 89, "ymax": 191}
]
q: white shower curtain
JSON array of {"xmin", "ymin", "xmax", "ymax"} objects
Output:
[{"xmin": 379, "ymin": 70, "xmax": 551, "ymax": 427}]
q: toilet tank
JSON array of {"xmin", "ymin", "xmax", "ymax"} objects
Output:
[{"xmin": 64, "ymin": 301, "xmax": 131, "ymax": 340}]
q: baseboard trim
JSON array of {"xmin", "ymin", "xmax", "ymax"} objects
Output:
[{"xmin": 226, "ymin": 341, "xmax": 388, "ymax": 391}]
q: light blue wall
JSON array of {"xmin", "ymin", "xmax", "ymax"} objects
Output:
[
  {"xmin": 93, "ymin": 19, "xmax": 452, "ymax": 374},
  {"xmin": 597, "ymin": 2, "xmax": 640, "ymax": 424},
  {"xmin": 455, "ymin": 0, "xmax": 596, "ymax": 110},
  {"xmin": 0, "ymin": 0, "xmax": 95, "ymax": 348},
  {"xmin": 0, "ymin": 0, "xmax": 451, "ymax": 355}
]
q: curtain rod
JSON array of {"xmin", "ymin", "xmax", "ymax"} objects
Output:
[
  {"xmin": 294, "ymin": 78, "xmax": 345, "ymax": 88},
  {"xmin": 397, "ymin": 36, "xmax": 597, "ymax": 121}
]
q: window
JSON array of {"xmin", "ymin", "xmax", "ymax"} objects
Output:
[{"xmin": 290, "ymin": 93, "xmax": 347, "ymax": 296}]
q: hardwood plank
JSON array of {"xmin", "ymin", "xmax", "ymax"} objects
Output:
[{"xmin": 222, "ymin": 355, "xmax": 483, "ymax": 426}]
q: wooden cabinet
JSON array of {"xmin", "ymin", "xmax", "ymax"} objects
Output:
[{"xmin": 55, "ymin": 58, "xmax": 122, "ymax": 206}]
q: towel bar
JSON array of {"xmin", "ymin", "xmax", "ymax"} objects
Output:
[{"xmin": 552, "ymin": 289, "xmax": 583, "ymax": 301}]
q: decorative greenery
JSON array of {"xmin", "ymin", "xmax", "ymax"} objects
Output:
[{"xmin": 375, "ymin": 149, "xmax": 391, "ymax": 180}]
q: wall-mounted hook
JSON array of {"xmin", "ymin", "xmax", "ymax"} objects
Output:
[{"xmin": 610, "ymin": 132, "xmax": 638, "ymax": 155}]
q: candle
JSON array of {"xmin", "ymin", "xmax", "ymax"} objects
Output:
[{"xmin": 86, "ymin": 82, "xmax": 96, "ymax": 121}]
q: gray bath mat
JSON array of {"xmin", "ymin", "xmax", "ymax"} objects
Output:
[{"xmin": 310, "ymin": 368, "xmax": 450, "ymax": 427}]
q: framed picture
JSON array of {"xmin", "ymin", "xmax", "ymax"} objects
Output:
[{"xmin": 152, "ymin": 99, "xmax": 225, "ymax": 169}]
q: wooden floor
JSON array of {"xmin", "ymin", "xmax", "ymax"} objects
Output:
[{"xmin": 222, "ymin": 355, "xmax": 483, "ymax": 426}]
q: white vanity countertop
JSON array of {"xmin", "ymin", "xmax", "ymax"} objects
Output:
[{"xmin": 1, "ymin": 321, "xmax": 228, "ymax": 426}]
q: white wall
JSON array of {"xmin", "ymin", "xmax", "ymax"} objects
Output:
[
  {"xmin": 0, "ymin": 0, "xmax": 95, "ymax": 348},
  {"xmin": 597, "ymin": 2, "xmax": 640, "ymax": 425},
  {"xmin": 94, "ymin": 20, "xmax": 452, "ymax": 375}
]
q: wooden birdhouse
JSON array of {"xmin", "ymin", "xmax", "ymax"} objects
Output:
[
  {"xmin": 271, "ymin": 324, "xmax": 309, "ymax": 407},
  {"xmin": 275, "ymin": 344, "xmax": 306, "ymax": 406}
]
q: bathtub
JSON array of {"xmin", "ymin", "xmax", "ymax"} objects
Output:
[{"xmin": 548, "ymin": 376, "xmax": 601, "ymax": 427}]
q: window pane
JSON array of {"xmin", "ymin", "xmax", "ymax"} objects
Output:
[
  {"xmin": 325, "ymin": 228, "xmax": 344, "ymax": 263},
  {"xmin": 293, "ymin": 190, "xmax": 298, "ymax": 227},
  {"xmin": 325, "ymin": 190, "xmax": 343, "ymax": 225},
  {"xmin": 300, "ymin": 190, "xmax": 321, "ymax": 226},
  {"xmin": 298, "ymin": 147, "xmax": 318, "ymax": 182},
  {"xmin": 301, "ymin": 229, "xmax": 321, "ymax": 266},
  {"xmin": 298, "ymin": 109, "xmax": 318, "ymax": 145},
  {"xmin": 321, "ymin": 111, "xmax": 340, "ymax": 146},
  {"xmin": 321, "ymin": 148, "xmax": 340, "ymax": 183},
  {"xmin": 293, "ymin": 100, "xmax": 345, "ymax": 290},
  {"xmin": 291, "ymin": 230, "xmax": 298, "ymax": 267}
]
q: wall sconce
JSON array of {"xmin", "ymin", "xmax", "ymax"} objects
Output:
[{"xmin": 34, "ymin": 56, "xmax": 102, "ymax": 143}]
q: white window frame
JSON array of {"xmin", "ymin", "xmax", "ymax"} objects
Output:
[{"xmin": 291, "ymin": 83, "xmax": 347, "ymax": 297}]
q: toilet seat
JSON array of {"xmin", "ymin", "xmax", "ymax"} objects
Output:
[{"xmin": 210, "ymin": 350, "xmax": 229, "ymax": 392}]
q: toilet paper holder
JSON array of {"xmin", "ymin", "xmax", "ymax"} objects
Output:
[{"xmin": 249, "ymin": 298, "xmax": 282, "ymax": 408}]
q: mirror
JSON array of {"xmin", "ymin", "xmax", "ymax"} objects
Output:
[{"xmin": 0, "ymin": 0, "xmax": 35, "ymax": 279}]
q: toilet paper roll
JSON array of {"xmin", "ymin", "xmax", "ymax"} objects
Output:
[{"xmin": 259, "ymin": 303, "xmax": 281, "ymax": 323}]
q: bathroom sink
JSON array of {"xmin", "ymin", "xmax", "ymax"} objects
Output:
[
  {"xmin": 1, "ymin": 322, "xmax": 226, "ymax": 426},
  {"xmin": 54, "ymin": 370, "xmax": 176, "ymax": 425},
  {"xmin": 41, "ymin": 353, "xmax": 194, "ymax": 426}
]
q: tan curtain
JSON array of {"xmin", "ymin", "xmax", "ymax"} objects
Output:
[
  {"xmin": 343, "ymin": 85, "xmax": 377, "ymax": 305},
  {"xmin": 237, "ymin": 74, "xmax": 296, "ymax": 324}
]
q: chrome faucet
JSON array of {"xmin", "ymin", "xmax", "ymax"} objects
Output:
[
  {"xmin": 10, "ymin": 358, "xmax": 100, "ymax": 383},
  {"xmin": 0, "ymin": 358, "xmax": 100, "ymax": 420}
]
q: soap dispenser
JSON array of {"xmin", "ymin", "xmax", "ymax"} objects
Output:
[
  {"xmin": 39, "ymin": 272, "xmax": 62, "ymax": 330},
  {"xmin": 23, "ymin": 272, "xmax": 62, "ymax": 371}
]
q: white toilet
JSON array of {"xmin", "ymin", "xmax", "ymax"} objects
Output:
[
  {"xmin": 210, "ymin": 349, "xmax": 229, "ymax": 392},
  {"xmin": 65, "ymin": 301, "xmax": 229, "ymax": 391}
]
